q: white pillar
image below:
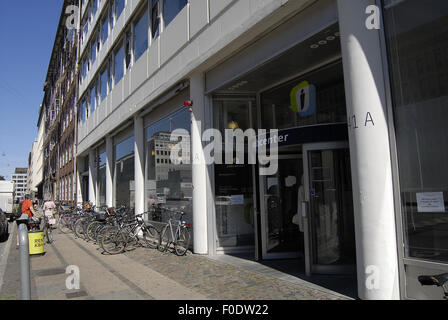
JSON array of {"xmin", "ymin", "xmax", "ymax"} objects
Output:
[
  {"xmin": 337, "ymin": 0, "xmax": 400, "ymax": 300},
  {"xmin": 106, "ymin": 136, "xmax": 114, "ymax": 208},
  {"xmin": 88, "ymin": 149, "xmax": 97, "ymax": 205},
  {"xmin": 190, "ymin": 73, "xmax": 208, "ymax": 254},
  {"xmin": 134, "ymin": 116, "xmax": 145, "ymax": 215}
]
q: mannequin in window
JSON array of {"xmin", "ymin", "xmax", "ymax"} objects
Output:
[{"xmin": 292, "ymin": 174, "xmax": 305, "ymax": 232}]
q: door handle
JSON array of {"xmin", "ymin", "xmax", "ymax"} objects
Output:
[{"xmin": 301, "ymin": 201, "xmax": 308, "ymax": 218}]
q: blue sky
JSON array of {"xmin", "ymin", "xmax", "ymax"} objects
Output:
[{"xmin": 0, "ymin": 1, "xmax": 63, "ymax": 180}]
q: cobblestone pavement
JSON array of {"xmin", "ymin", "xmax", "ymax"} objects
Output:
[
  {"xmin": 123, "ymin": 248, "xmax": 346, "ymax": 300},
  {"xmin": 0, "ymin": 224, "xmax": 348, "ymax": 300}
]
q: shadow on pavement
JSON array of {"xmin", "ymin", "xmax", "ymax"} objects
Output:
[{"xmin": 226, "ymin": 252, "xmax": 359, "ymax": 299}]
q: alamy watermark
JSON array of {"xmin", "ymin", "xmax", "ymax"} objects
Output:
[
  {"xmin": 365, "ymin": 5, "xmax": 381, "ymax": 30},
  {"xmin": 365, "ymin": 265, "xmax": 381, "ymax": 290},
  {"xmin": 170, "ymin": 124, "xmax": 279, "ymax": 176},
  {"xmin": 66, "ymin": 265, "xmax": 80, "ymax": 290}
]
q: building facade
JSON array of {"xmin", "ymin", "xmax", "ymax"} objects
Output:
[
  {"xmin": 41, "ymin": 0, "xmax": 80, "ymax": 205},
  {"xmin": 68, "ymin": 0, "xmax": 448, "ymax": 300},
  {"xmin": 11, "ymin": 168, "xmax": 28, "ymax": 202}
]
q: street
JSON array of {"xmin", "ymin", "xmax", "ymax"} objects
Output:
[{"xmin": 0, "ymin": 222, "xmax": 349, "ymax": 300}]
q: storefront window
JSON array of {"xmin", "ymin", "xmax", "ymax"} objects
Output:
[
  {"xmin": 261, "ymin": 63, "xmax": 346, "ymax": 130},
  {"xmin": 383, "ymin": 0, "xmax": 448, "ymax": 263},
  {"xmin": 145, "ymin": 107, "xmax": 192, "ymax": 225},
  {"xmin": 97, "ymin": 151, "xmax": 106, "ymax": 206},
  {"xmin": 114, "ymin": 136, "xmax": 135, "ymax": 209},
  {"xmin": 213, "ymin": 98, "xmax": 256, "ymax": 249}
]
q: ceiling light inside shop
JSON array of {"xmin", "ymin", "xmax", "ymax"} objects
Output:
[{"xmin": 228, "ymin": 80, "xmax": 249, "ymax": 90}]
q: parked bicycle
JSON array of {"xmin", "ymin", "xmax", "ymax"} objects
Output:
[
  {"xmin": 100, "ymin": 213, "xmax": 159, "ymax": 255},
  {"xmin": 158, "ymin": 207, "xmax": 191, "ymax": 256},
  {"xmin": 41, "ymin": 215, "xmax": 54, "ymax": 244},
  {"xmin": 418, "ymin": 273, "xmax": 448, "ymax": 300}
]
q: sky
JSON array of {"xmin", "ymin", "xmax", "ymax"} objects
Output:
[{"xmin": 0, "ymin": 0, "xmax": 63, "ymax": 180}]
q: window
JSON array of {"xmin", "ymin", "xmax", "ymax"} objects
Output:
[
  {"xmin": 145, "ymin": 106, "xmax": 192, "ymax": 225},
  {"xmin": 125, "ymin": 30, "xmax": 132, "ymax": 69},
  {"xmin": 114, "ymin": 44, "xmax": 124, "ymax": 84},
  {"xmin": 91, "ymin": 38, "xmax": 97, "ymax": 64},
  {"xmin": 82, "ymin": 100, "xmax": 87, "ymax": 122},
  {"xmin": 97, "ymin": 151, "xmax": 107, "ymax": 206},
  {"xmin": 114, "ymin": 136, "xmax": 135, "ymax": 209},
  {"xmin": 82, "ymin": 18, "xmax": 89, "ymax": 44},
  {"xmin": 109, "ymin": 4, "xmax": 115, "ymax": 30},
  {"xmin": 100, "ymin": 68, "xmax": 108, "ymax": 102},
  {"xmin": 91, "ymin": 0, "xmax": 98, "ymax": 18},
  {"xmin": 83, "ymin": 58, "xmax": 88, "ymax": 79},
  {"xmin": 383, "ymin": 0, "xmax": 448, "ymax": 264},
  {"xmin": 134, "ymin": 8, "xmax": 149, "ymax": 62},
  {"xmin": 90, "ymin": 85, "xmax": 96, "ymax": 114},
  {"xmin": 151, "ymin": 0, "xmax": 160, "ymax": 39},
  {"xmin": 108, "ymin": 58, "xmax": 113, "ymax": 91},
  {"xmin": 115, "ymin": 0, "xmax": 125, "ymax": 20},
  {"xmin": 101, "ymin": 14, "xmax": 109, "ymax": 45},
  {"xmin": 163, "ymin": 0, "xmax": 187, "ymax": 27}
]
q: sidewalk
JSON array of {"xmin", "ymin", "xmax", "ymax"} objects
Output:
[{"xmin": 1, "ymin": 224, "xmax": 349, "ymax": 300}]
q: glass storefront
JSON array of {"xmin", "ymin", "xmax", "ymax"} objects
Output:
[
  {"xmin": 261, "ymin": 62, "xmax": 347, "ymax": 131},
  {"xmin": 114, "ymin": 136, "xmax": 135, "ymax": 209},
  {"xmin": 145, "ymin": 107, "xmax": 192, "ymax": 225},
  {"xmin": 97, "ymin": 150, "xmax": 106, "ymax": 206},
  {"xmin": 383, "ymin": 0, "xmax": 448, "ymax": 264},
  {"xmin": 213, "ymin": 97, "xmax": 257, "ymax": 250}
]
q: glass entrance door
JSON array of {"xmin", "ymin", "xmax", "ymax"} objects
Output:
[
  {"xmin": 303, "ymin": 142, "xmax": 356, "ymax": 275},
  {"xmin": 259, "ymin": 154, "xmax": 305, "ymax": 259}
]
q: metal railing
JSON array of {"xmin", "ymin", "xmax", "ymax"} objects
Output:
[{"xmin": 16, "ymin": 215, "xmax": 31, "ymax": 300}]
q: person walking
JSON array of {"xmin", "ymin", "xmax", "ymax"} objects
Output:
[
  {"xmin": 43, "ymin": 198, "xmax": 57, "ymax": 227},
  {"xmin": 21, "ymin": 195, "xmax": 37, "ymax": 220}
]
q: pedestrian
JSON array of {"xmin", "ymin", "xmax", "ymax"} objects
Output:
[
  {"xmin": 43, "ymin": 197, "xmax": 57, "ymax": 227},
  {"xmin": 21, "ymin": 195, "xmax": 38, "ymax": 221}
]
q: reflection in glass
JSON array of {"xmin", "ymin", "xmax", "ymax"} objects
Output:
[
  {"xmin": 261, "ymin": 63, "xmax": 346, "ymax": 130},
  {"xmin": 114, "ymin": 45, "xmax": 124, "ymax": 85},
  {"xmin": 134, "ymin": 8, "xmax": 149, "ymax": 62},
  {"xmin": 213, "ymin": 98, "xmax": 256, "ymax": 249},
  {"xmin": 384, "ymin": 0, "xmax": 448, "ymax": 263},
  {"xmin": 264, "ymin": 157, "xmax": 303, "ymax": 255},
  {"xmin": 114, "ymin": 136, "xmax": 135, "ymax": 209},
  {"xmin": 308, "ymin": 149, "xmax": 355, "ymax": 266},
  {"xmin": 145, "ymin": 107, "xmax": 192, "ymax": 226},
  {"xmin": 97, "ymin": 151, "xmax": 106, "ymax": 206},
  {"xmin": 163, "ymin": 0, "xmax": 188, "ymax": 27}
]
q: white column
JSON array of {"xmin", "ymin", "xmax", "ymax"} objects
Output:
[
  {"xmin": 134, "ymin": 116, "xmax": 145, "ymax": 215},
  {"xmin": 88, "ymin": 149, "xmax": 97, "ymax": 205},
  {"xmin": 190, "ymin": 73, "xmax": 208, "ymax": 254},
  {"xmin": 106, "ymin": 136, "xmax": 114, "ymax": 207},
  {"xmin": 337, "ymin": 0, "xmax": 400, "ymax": 300}
]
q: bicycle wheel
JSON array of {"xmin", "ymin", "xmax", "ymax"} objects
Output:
[
  {"xmin": 101, "ymin": 227, "xmax": 126, "ymax": 254},
  {"xmin": 96, "ymin": 224, "xmax": 109, "ymax": 244},
  {"xmin": 174, "ymin": 227, "xmax": 191, "ymax": 256},
  {"xmin": 158, "ymin": 224, "xmax": 171, "ymax": 252},
  {"xmin": 86, "ymin": 221, "xmax": 101, "ymax": 242},
  {"xmin": 141, "ymin": 225, "xmax": 159, "ymax": 249},
  {"xmin": 58, "ymin": 216, "xmax": 72, "ymax": 234},
  {"xmin": 73, "ymin": 218, "xmax": 85, "ymax": 238},
  {"xmin": 45, "ymin": 225, "xmax": 54, "ymax": 244}
]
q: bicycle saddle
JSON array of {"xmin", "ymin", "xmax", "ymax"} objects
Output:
[{"xmin": 418, "ymin": 273, "xmax": 448, "ymax": 287}]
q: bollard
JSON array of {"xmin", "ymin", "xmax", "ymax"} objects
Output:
[{"xmin": 17, "ymin": 215, "xmax": 31, "ymax": 300}]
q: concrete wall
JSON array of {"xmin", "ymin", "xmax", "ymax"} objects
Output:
[{"xmin": 77, "ymin": 0, "xmax": 315, "ymax": 155}]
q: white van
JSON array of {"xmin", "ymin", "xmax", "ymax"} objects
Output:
[{"xmin": 0, "ymin": 181, "xmax": 15, "ymax": 215}]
